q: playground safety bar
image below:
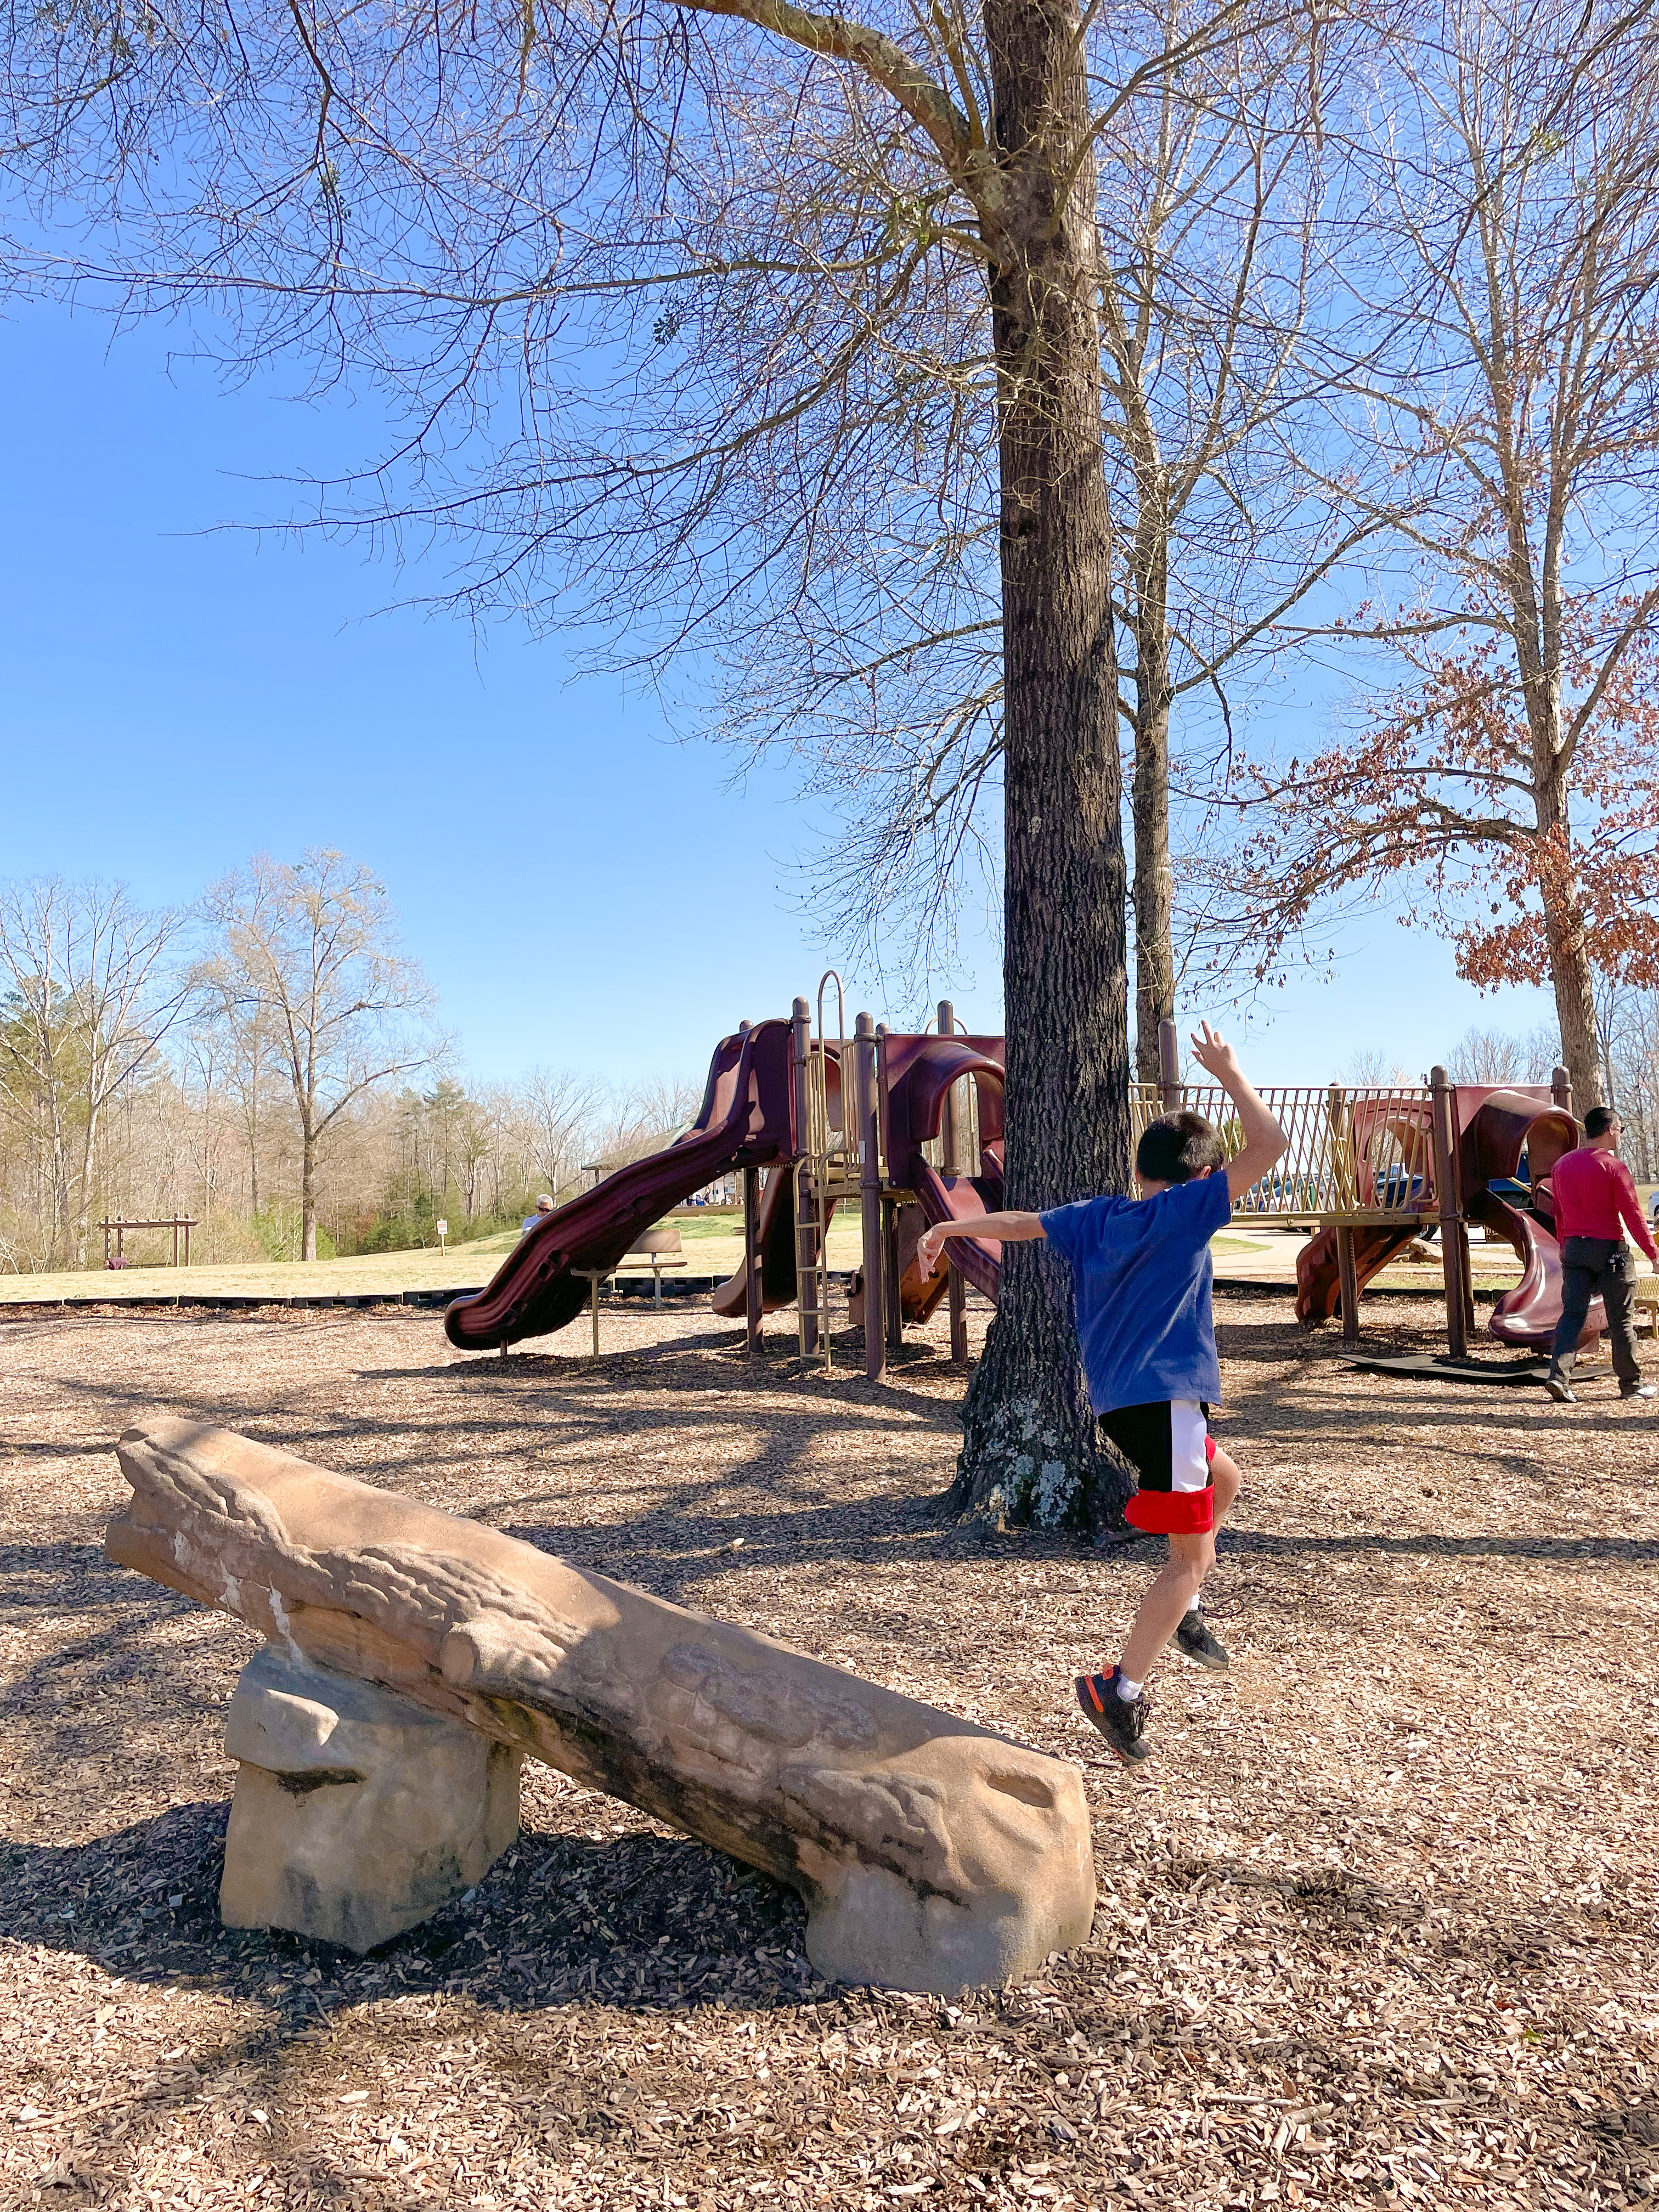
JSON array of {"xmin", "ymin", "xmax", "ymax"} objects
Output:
[{"xmin": 1130, "ymin": 1081, "xmax": 1440, "ymax": 1222}]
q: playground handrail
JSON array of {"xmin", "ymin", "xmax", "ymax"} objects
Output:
[{"xmin": 1130, "ymin": 1082, "xmax": 1439, "ymax": 1222}]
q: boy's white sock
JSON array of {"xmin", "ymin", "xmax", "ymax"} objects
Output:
[
  {"xmin": 1184, "ymin": 1596, "xmax": 1201, "ymax": 1616},
  {"xmin": 1116, "ymin": 1673, "xmax": 1143, "ymax": 1702}
]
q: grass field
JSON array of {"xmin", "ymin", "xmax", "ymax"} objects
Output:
[{"xmin": 0, "ymin": 1218, "xmax": 1273, "ymax": 1304}]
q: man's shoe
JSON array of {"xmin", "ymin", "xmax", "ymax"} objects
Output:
[
  {"xmin": 1075, "ymin": 1669, "xmax": 1153, "ymax": 1762},
  {"xmin": 1621, "ymin": 1382, "xmax": 1658, "ymax": 1400},
  {"xmin": 1175, "ymin": 1610, "xmax": 1229, "ymax": 1669},
  {"xmin": 1544, "ymin": 1373, "xmax": 1577, "ymax": 1403}
]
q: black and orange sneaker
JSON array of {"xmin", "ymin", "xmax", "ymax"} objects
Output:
[
  {"xmin": 1075, "ymin": 1669, "xmax": 1153, "ymax": 1762},
  {"xmin": 1175, "ymin": 1610, "xmax": 1229, "ymax": 1670}
]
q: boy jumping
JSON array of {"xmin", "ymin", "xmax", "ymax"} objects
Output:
[{"xmin": 917, "ymin": 1022, "xmax": 1286, "ymax": 1764}]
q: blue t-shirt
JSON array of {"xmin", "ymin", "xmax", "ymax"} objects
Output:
[{"xmin": 1040, "ymin": 1173, "xmax": 1232, "ymax": 1414}]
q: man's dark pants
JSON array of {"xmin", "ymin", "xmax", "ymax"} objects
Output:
[{"xmin": 1549, "ymin": 1235, "xmax": 1643, "ymax": 1388}]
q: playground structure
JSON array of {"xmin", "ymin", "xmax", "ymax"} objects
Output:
[
  {"xmin": 1138, "ymin": 1030, "xmax": 1595, "ymax": 1356},
  {"xmin": 444, "ymin": 980, "xmax": 1007, "ymax": 1380},
  {"xmin": 444, "ymin": 998, "xmax": 1594, "ymax": 1368}
]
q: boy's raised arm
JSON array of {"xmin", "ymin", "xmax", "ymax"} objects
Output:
[{"xmin": 1189, "ymin": 1022, "xmax": 1288, "ymax": 1206}]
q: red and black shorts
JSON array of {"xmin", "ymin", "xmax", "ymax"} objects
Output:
[{"xmin": 1099, "ymin": 1398, "xmax": 1217, "ymax": 1534}]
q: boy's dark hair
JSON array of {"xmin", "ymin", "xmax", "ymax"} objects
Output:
[
  {"xmin": 1584, "ymin": 1103, "xmax": 1620, "ymax": 1138},
  {"xmin": 1136, "ymin": 1110, "xmax": 1228, "ymax": 1185}
]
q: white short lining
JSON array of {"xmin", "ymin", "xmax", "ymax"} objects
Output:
[{"xmin": 1169, "ymin": 1400, "xmax": 1211, "ymax": 1493}]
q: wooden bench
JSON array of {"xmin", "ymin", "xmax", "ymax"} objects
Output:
[
  {"xmin": 571, "ymin": 1229, "xmax": 689, "ymax": 1354},
  {"xmin": 618, "ymin": 1226, "xmax": 687, "ymax": 1304}
]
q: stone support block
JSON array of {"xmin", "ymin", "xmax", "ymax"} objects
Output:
[{"xmin": 221, "ymin": 1644, "xmax": 521, "ymax": 1952}]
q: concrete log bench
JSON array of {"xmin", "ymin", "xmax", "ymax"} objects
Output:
[{"xmin": 106, "ymin": 1419, "xmax": 1096, "ymax": 1994}]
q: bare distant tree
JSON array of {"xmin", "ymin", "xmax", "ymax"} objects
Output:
[
  {"xmin": 1449, "ymin": 1029, "xmax": 1527, "ymax": 1086},
  {"xmin": 596, "ymin": 1077, "xmax": 705, "ymax": 1171},
  {"xmin": 201, "ymin": 852, "xmax": 439, "ymax": 1260},
  {"xmin": 1221, "ymin": 0, "xmax": 1659, "ymax": 1105},
  {"xmin": 1103, "ymin": 1, "xmax": 1387, "ymax": 1075},
  {"xmin": 0, "ymin": 878, "xmax": 186, "ymax": 1267},
  {"xmin": 519, "ymin": 1070, "xmax": 602, "ymax": 1206}
]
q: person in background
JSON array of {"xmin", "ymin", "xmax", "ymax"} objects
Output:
[
  {"xmin": 1544, "ymin": 1106, "xmax": 1658, "ymax": 1404},
  {"xmin": 521, "ymin": 1194, "xmax": 555, "ymax": 1237}
]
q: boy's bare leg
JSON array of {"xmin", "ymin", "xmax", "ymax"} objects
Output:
[
  {"xmin": 1118, "ymin": 1448, "xmax": 1240, "ymax": 1682},
  {"xmin": 1120, "ymin": 1532, "xmax": 1211, "ymax": 1681},
  {"xmin": 1209, "ymin": 1447, "xmax": 1241, "ymax": 1531}
]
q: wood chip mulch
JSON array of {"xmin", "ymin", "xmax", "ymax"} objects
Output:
[{"xmin": 1, "ymin": 1291, "xmax": 1656, "ymax": 2210}]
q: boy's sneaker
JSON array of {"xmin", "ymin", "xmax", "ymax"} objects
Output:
[
  {"xmin": 1075, "ymin": 1669, "xmax": 1152, "ymax": 1762},
  {"xmin": 1621, "ymin": 1382, "xmax": 1657, "ymax": 1400},
  {"xmin": 1175, "ymin": 1610, "xmax": 1229, "ymax": 1669},
  {"xmin": 1544, "ymin": 1373, "xmax": 1576, "ymax": 1403}
]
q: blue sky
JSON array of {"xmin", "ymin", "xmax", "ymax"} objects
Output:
[{"xmin": 0, "ymin": 296, "xmax": 1560, "ymax": 1090}]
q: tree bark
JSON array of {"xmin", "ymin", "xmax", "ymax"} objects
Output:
[
  {"xmin": 301, "ymin": 1128, "xmax": 318, "ymax": 1261},
  {"xmin": 1542, "ymin": 879, "xmax": 1599, "ymax": 1113},
  {"xmin": 1131, "ymin": 611, "xmax": 1175, "ymax": 1084},
  {"xmin": 950, "ymin": 0, "xmax": 1132, "ymax": 1537}
]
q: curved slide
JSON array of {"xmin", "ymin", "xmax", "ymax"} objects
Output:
[
  {"xmin": 716, "ymin": 1029, "xmax": 1008, "ymax": 1326},
  {"xmin": 445, "ymin": 1021, "xmax": 796, "ymax": 1352},
  {"xmin": 1460, "ymin": 1090, "xmax": 1602, "ymax": 1347},
  {"xmin": 882, "ymin": 1032, "xmax": 1007, "ymax": 1315},
  {"xmin": 1295, "ymin": 1222, "xmax": 1423, "ymax": 1324},
  {"xmin": 710, "ymin": 1163, "xmax": 838, "ymax": 1320}
]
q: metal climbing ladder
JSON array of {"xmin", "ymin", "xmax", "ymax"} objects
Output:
[{"xmin": 793, "ymin": 973, "xmax": 856, "ymax": 1368}]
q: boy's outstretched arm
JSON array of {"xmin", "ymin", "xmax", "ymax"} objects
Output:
[
  {"xmin": 1189, "ymin": 1020, "xmax": 1288, "ymax": 1204},
  {"xmin": 916, "ymin": 1210, "xmax": 1045, "ymax": 1278}
]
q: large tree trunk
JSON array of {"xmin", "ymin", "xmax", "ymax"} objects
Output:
[
  {"xmin": 950, "ymin": 0, "xmax": 1132, "ymax": 1538},
  {"xmin": 301, "ymin": 1128, "xmax": 318, "ymax": 1261},
  {"xmin": 1131, "ymin": 588, "xmax": 1175, "ymax": 1084},
  {"xmin": 1530, "ymin": 752, "xmax": 1599, "ymax": 1110},
  {"xmin": 1542, "ymin": 884, "xmax": 1599, "ymax": 1111}
]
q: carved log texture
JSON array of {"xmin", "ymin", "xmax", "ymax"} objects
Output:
[{"xmin": 108, "ymin": 1419, "xmax": 1096, "ymax": 1993}]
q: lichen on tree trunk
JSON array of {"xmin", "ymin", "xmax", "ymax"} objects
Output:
[{"xmin": 947, "ymin": 0, "xmax": 1132, "ymax": 1538}]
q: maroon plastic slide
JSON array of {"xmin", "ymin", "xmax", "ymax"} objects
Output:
[
  {"xmin": 881, "ymin": 1031, "xmax": 1007, "ymax": 1312},
  {"xmin": 1295, "ymin": 1222, "xmax": 1422, "ymax": 1323},
  {"xmin": 444, "ymin": 1021, "xmax": 796, "ymax": 1351},
  {"xmin": 1459, "ymin": 1089, "xmax": 1602, "ymax": 1347},
  {"xmin": 714, "ymin": 1029, "xmax": 1008, "ymax": 1324},
  {"xmin": 709, "ymin": 1163, "xmax": 833, "ymax": 1320}
]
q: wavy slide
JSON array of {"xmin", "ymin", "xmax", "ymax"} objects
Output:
[
  {"xmin": 715, "ymin": 1030, "xmax": 1008, "ymax": 1325},
  {"xmin": 1462, "ymin": 1090, "xmax": 1603, "ymax": 1347},
  {"xmin": 875, "ymin": 1031, "xmax": 1007, "ymax": 1319},
  {"xmin": 444, "ymin": 1021, "xmax": 795, "ymax": 1352}
]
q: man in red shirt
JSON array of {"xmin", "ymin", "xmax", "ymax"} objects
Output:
[{"xmin": 1545, "ymin": 1105, "xmax": 1659, "ymax": 1403}]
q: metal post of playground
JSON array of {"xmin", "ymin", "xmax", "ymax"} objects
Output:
[
  {"xmin": 791, "ymin": 997, "xmax": 819, "ymax": 1359},
  {"xmin": 856, "ymin": 1013, "xmax": 887, "ymax": 1383},
  {"xmin": 1429, "ymin": 1064, "xmax": 1472, "ymax": 1359},
  {"xmin": 743, "ymin": 1167, "xmax": 762, "ymax": 1356},
  {"xmin": 1334, "ymin": 1223, "xmax": 1361, "ymax": 1346},
  {"xmin": 1157, "ymin": 1017, "xmax": 1181, "ymax": 1112},
  {"xmin": 875, "ymin": 1024, "xmax": 903, "ymax": 1353},
  {"xmin": 1552, "ymin": 1064, "xmax": 1573, "ymax": 1118},
  {"xmin": 571, "ymin": 1269, "xmax": 606, "ymax": 1359},
  {"xmin": 1325, "ymin": 1084, "xmax": 1362, "ymax": 1345},
  {"xmin": 938, "ymin": 997, "xmax": 969, "ymax": 1364}
]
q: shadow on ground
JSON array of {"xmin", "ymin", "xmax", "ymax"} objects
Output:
[{"xmin": 2, "ymin": 1799, "xmax": 817, "ymax": 2028}]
